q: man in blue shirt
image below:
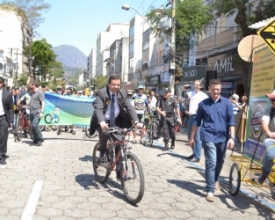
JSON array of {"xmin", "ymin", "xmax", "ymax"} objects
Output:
[{"xmin": 189, "ymin": 79, "xmax": 235, "ymax": 202}]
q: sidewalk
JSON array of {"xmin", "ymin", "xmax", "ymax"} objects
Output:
[{"xmin": 175, "ymin": 127, "xmax": 275, "ymax": 212}]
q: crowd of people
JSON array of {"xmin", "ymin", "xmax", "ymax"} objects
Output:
[{"xmin": 2, "ymin": 74, "xmax": 275, "ymax": 204}]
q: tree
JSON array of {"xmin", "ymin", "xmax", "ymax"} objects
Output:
[
  {"xmin": 16, "ymin": 73, "xmax": 28, "ymax": 86},
  {"xmin": 26, "ymin": 39, "xmax": 56, "ymax": 80},
  {"xmin": 146, "ymin": 0, "xmax": 214, "ymax": 69},
  {"xmin": 48, "ymin": 61, "xmax": 64, "ymax": 79},
  {"xmin": 94, "ymin": 75, "xmax": 108, "ymax": 89},
  {"xmin": 213, "ymin": 0, "xmax": 275, "ymax": 37}
]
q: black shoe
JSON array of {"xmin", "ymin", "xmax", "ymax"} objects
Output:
[
  {"xmin": 29, "ymin": 141, "xmax": 37, "ymax": 146},
  {"xmin": 185, "ymin": 155, "xmax": 194, "ymax": 160},
  {"xmin": 35, "ymin": 140, "xmax": 43, "ymax": 146},
  {"xmin": 188, "ymin": 157, "xmax": 200, "ymax": 163},
  {"xmin": 0, "ymin": 158, "xmax": 6, "ymax": 165},
  {"xmin": 116, "ymin": 170, "xmax": 121, "ymax": 181},
  {"xmin": 162, "ymin": 143, "xmax": 169, "ymax": 151},
  {"xmin": 170, "ymin": 141, "xmax": 175, "ymax": 149},
  {"xmin": 252, "ymin": 174, "xmax": 268, "ymax": 185}
]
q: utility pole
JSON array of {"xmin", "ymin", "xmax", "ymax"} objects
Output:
[{"xmin": 169, "ymin": 0, "xmax": 176, "ymax": 95}]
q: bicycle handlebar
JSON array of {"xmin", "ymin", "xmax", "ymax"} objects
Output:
[{"xmin": 107, "ymin": 126, "xmax": 135, "ymax": 134}]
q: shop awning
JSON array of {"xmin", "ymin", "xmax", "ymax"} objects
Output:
[{"xmin": 249, "ymin": 16, "xmax": 275, "ymax": 29}]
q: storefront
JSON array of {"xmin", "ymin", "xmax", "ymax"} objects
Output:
[
  {"xmin": 146, "ymin": 75, "xmax": 159, "ymax": 92},
  {"xmin": 207, "ymin": 51, "xmax": 245, "ymax": 97},
  {"xmin": 176, "ymin": 65, "xmax": 206, "ymax": 98}
]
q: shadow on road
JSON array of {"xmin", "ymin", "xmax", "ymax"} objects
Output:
[
  {"xmin": 41, "ymin": 137, "xmax": 97, "ymax": 142},
  {"xmin": 75, "ymin": 173, "xmax": 135, "ymax": 205},
  {"xmin": 79, "ymin": 155, "xmax": 93, "ymax": 162},
  {"xmin": 168, "ymin": 179, "xmax": 274, "ymax": 219}
]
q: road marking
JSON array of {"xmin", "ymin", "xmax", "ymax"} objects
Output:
[{"xmin": 21, "ymin": 180, "xmax": 43, "ymax": 220}]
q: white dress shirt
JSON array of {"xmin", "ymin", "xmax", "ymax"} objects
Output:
[{"xmin": 0, "ymin": 89, "xmax": 5, "ymax": 116}]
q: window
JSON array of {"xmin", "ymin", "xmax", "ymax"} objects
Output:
[
  {"xmin": 143, "ymin": 41, "xmax": 149, "ymax": 51},
  {"xmin": 129, "ymin": 41, "xmax": 134, "ymax": 53},
  {"xmin": 130, "ymin": 58, "xmax": 134, "ymax": 68},
  {"xmin": 129, "ymin": 25, "xmax": 135, "ymax": 36}
]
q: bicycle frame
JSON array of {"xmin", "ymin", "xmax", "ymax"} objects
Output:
[{"xmin": 106, "ymin": 128, "xmax": 132, "ymax": 174}]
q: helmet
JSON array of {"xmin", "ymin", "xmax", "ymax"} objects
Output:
[
  {"xmin": 56, "ymin": 85, "xmax": 62, "ymax": 89},
  {"xmin": 137, "ymin": 85, "xmax": 144, "ymax": 89}
]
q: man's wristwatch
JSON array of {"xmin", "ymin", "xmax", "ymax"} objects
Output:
[{"xmin": 230, "ymin": 136, "xmax": 236, "ymax": 141}]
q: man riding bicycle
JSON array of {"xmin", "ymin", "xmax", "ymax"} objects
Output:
[
  {"xmin": 131, "ymin": 85, "xmax": 149, "ymax": 144},
  {"xmin": 90, "ymin": 74, "xmax": 140, "ymax": 165}
]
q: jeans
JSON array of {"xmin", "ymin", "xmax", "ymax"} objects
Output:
[
  {"xmin": 30, "ymin": 113, "xmax": 43, "ymax": 142},
  {"xmin": 203, "ymin": 142, "xmax": 227, "ymax": 193},
  {"xmin": 262, "ymin": 139, "xmax": 275, "ymax": 177},
  {"xmin": 187, "ymin": 115, "xmax": 202, "ymax": 159}
]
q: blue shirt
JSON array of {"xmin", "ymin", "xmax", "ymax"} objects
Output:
[{"xmin": 193, "ymin": 96, "xmax": 235, "ymax": 143}]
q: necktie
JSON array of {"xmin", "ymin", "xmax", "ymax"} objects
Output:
[{"xmin": 110, "ymin": 94, "xmax": 115, "ymax": 127}]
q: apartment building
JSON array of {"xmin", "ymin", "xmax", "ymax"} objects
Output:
[
  {"xmin": 128, "ymin": 15, "xmax": 150, "ymax": 88},
  {"xmin": 194, "ymin": 12, "xmax": 245, "ymax": 97},
  {"xmin": 108, "ymin": 37, "xmax": 129, "ymax": 86},
  {"xmin": 96, "ymin": 23, "xmax": 129, "ymax": 76},
  {"xmin": 142, "ymin": 27, "xmax": 170, "ymax": 94},
  {"xmin": 0, "ymin": 9, "xmax": 24, "ymax": 79}
]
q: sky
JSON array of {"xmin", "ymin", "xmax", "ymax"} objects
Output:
[{"xmin": 36, "ymin": 0, "xmax": 167, "ymax": 56}]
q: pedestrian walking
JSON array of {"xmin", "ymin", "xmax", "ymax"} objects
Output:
[
  {"xmin": 185, "ymin": 80, "xmax": 208, "ymax": 163},
  {"xmin": 156, "ymin": 88, "xmax": 182, "ymax": 151},
  {"xmin": 0, "ymin": 77, "xmax": 14, "ymax": 165},
  {"xmin": 189, "ymin": 79, "xmax": 235, "ymax": 202},
  {"xmin": 28, "ymin": 81, "xmax": 45, "ymax": 146}
]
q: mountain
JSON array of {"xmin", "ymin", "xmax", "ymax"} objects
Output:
[{"xmin": 52, "ymin": 45, "xmax": 87, "ymax": 69}]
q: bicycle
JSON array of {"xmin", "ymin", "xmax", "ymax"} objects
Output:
[
  {"xmin": 83, "ymin": 126, "xmax": 98, "ymax": 138},
  {"xmin": 93, "ymin": 126, "xmax": 145, "ymax": 204},
  {"xmin": 44, "ymin": 113, "xmax": 59, "ymax": 124},
  {"xmin": 14, "ymin": 106, "xmax": 32, "ymax": 142},
  {"xmin": 146, "ymin": 112, "xmax": 160, "ymax": 147}
]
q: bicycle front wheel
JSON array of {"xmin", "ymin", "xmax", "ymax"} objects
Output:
[
  {"xmin": 93, "ymin": 143, "xmax": 110, "ymax": 183},
  {"xmin": 121, "ymin": 152, "xmax": 145, "ymax": 204}
]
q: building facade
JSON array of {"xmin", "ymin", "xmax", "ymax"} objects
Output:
[
  {"xmin": 0, "ymin": 9, "xmax": 24, "ymax": 79},
  {"xmin": 87, "ymin": 49, "xmax": 96, "ymax": 80},
  {"xmin": 96, "ymin": 23, "xmax": 129, "ymax": 76}
]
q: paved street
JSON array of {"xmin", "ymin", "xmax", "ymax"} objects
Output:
[{"xmin": 0, "ymin": 127, "xmax": 275, "ymax": 220}]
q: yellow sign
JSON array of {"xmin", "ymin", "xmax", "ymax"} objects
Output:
[
  {"xmin": 250, "ymin": 46, "xmax": 275, "ymax": 97},
  {"xmin": 258, "ymin": 19, "xmax": 275, "ymax": 55}
]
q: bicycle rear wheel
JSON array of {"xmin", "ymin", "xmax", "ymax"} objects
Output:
[
  {"xmin": 16, "ymin": 116, "xmax": 23, "ymax": 142},
  {"xmin": 148, "ymin": 122, "xmax": 154, "ymax": 146},
  {"xmin": 121, "ymin": 152, "xmax": 145, "ymax": 204},
  {"xmin": 93, "ymin": 143, "xmax": 110, "ymax": 183}
]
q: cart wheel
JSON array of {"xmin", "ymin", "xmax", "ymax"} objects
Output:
[{"xmin": 229, "ymin": 163, "xmax": 241, "ymax": 196}]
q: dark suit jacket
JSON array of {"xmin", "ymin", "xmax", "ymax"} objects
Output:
[
  {"xmin": 90, "ymin": 86, "xmax": 138, "ymax": 135},
  {"xmin": 1, "ymin": 88, "xmax": 14, "ymax": 125}
]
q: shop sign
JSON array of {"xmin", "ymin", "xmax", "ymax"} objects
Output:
[
  {"xmin": 150, "ymin": 75, "xmax": 159, "ymax": 84},
  {"xmin": 214, "ymin": 56, "xmax": 234, "ymax": 73},
  {"xmin": 184, "ymin": 69, "xmax": 197, "ymax": 78},
  {"xmin": 182, "ymin": 66, "xmax": 206, "ymax": 82}
]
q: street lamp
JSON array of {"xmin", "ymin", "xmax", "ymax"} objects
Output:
[{"xmin": 121, "ymin": 4, "xmax": 158, "ymax": 33}]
